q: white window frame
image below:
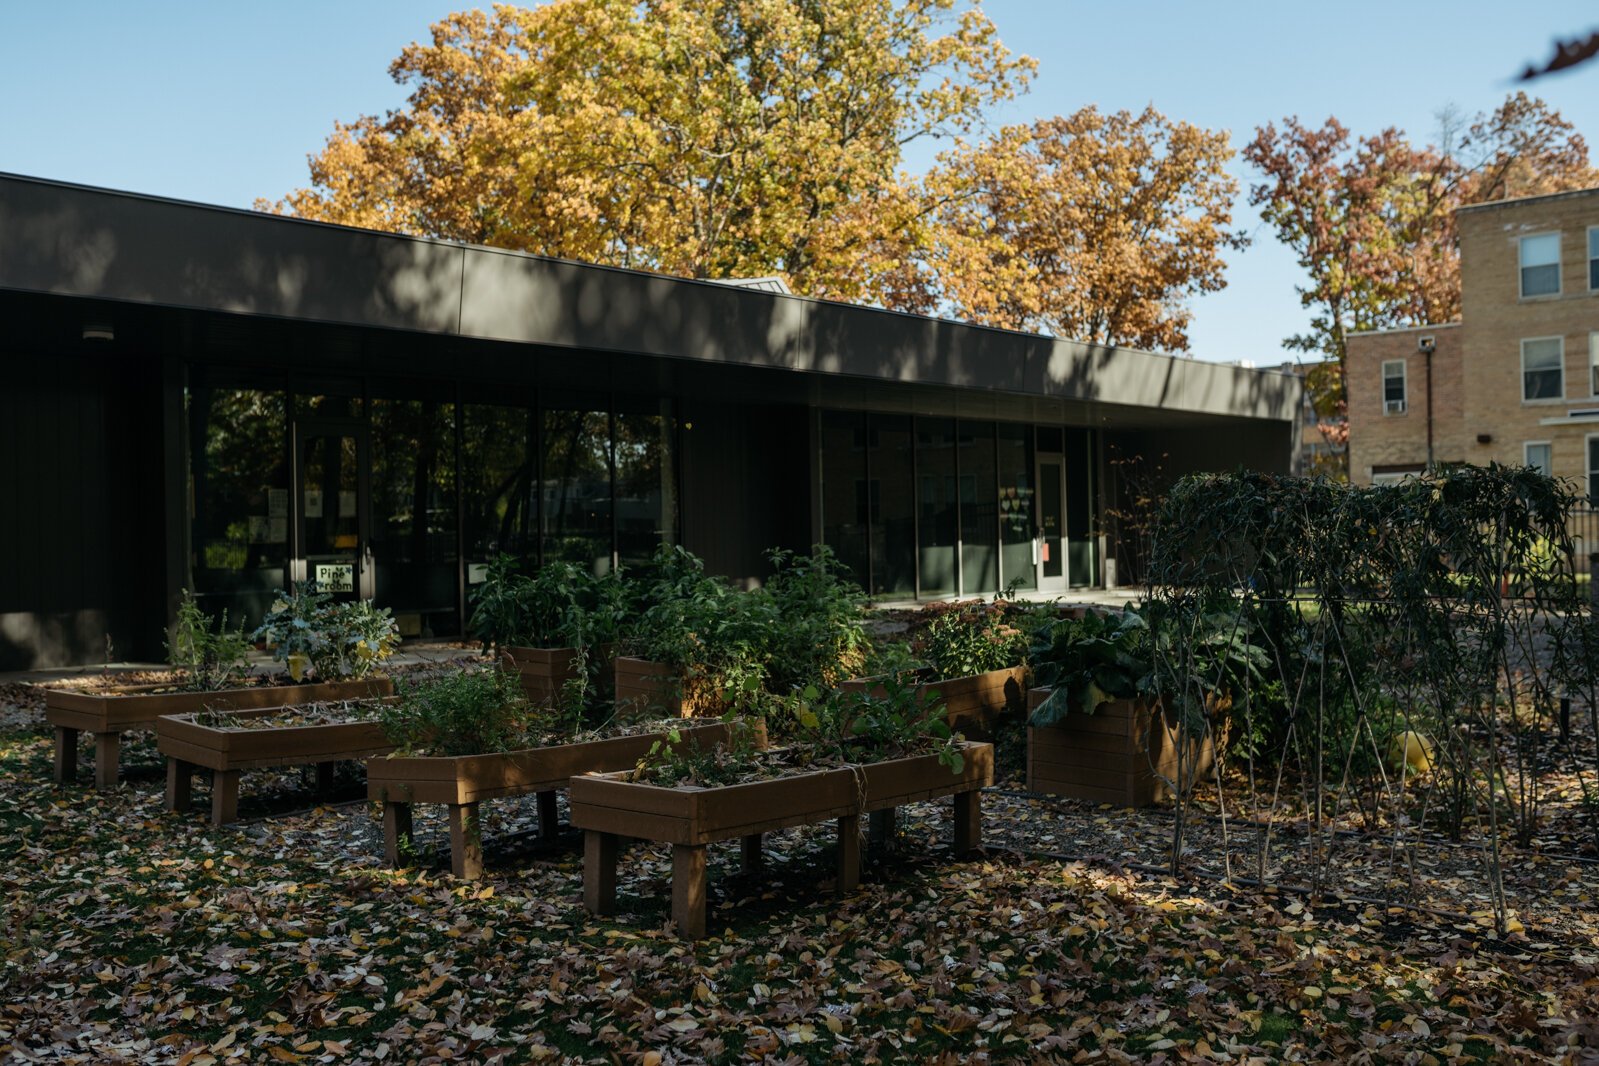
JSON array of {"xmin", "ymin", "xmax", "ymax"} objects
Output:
[
  {"xmin": 1591, "ymin": 331, "xmax": 1599, "ymax": 398},
  {"xmin": 1589, "ymin": 225, "xmax": 1598, "ymax": 293},
  {"xmin": 1521, "ymin": 335, "xmax": 1565, "ymax": 403},
  {"xmin": 1519, "ymin": 232, "xmax": 1561, "ymax": 298},
  {"xmin": 1381, "ymin": 359, "xmax": 1407, "ymax": 415},
  {"xmin": 1524, "ymin": 440, "xmax": 1553, "ymax": 477}
]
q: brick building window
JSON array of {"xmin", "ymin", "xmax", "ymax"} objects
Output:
[
  {"xmin": 1589, "ymin": 227, "xmax": 1598, "ymax": 291},
  {"xmin": 1522, "ymin": 337, "xmax": 1564, "ymax": 401},
  {"xmin": 1381, "ymin": 359, "xmax": 1407, "ymax": 414},
  {"xmin": 1590, "ymin": 435, "xmax": 1599, "ymax": 504},
  {"xmin": 1520, "ymin": 233, "xmax": 1560, "ymax": 297},
  {"xmin": 1525, "ymin": 441, "xmax": 1552, "ymax": 477},
  {"xmin": 1591, "ymin": 332, "xmax": 1599, "ymax": 396}
]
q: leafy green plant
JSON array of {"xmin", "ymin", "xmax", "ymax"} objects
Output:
[
  {"xmin": 757, "ymin": 546, "xmax": 869, "ymax": 692},
  {"xmin": 916, "ymin": 600, "xmax": 1030, "ymax": 681},
  {"xmin": 167, "ymin": 589, "xmax": 253, "ymax": 692},
  {"xmin": 380, "ymin": 667, "xmax": 532, "ymax": 757},
  {"xmin": 1027, "ymin": 609, "xmax": 1150, "ymax": 726},
  {"xmin": 468, "ymin": 555, "xmax": 595, "ymax": 650},
  {"xmin": 252, "ymin": 585, "xmax": 399, "ymax": 681}
]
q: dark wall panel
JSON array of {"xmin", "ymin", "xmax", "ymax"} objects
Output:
[
  {"xmin": 680, "ymin": 401, "xmax": 810, "ymax": 587},
  {"xmin": 0, "ymin": 350, "xmax": 165, "ymax": 669}
]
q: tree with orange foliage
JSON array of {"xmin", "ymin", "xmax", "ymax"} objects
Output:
[
  {"xmin": 262, "ymin": 0, "xmax": 1033, "ymax": 307},
  {"xmin": 924, "ymin": 107, "xmax": 1245, "ymax": 352}
]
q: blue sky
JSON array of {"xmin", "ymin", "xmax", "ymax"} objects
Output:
[{"xmin": 3, "ymin": 1, "xmax": 1596, "ymax": 365}]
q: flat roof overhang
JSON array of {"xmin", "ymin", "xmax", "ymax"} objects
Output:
[{"xmin": 0, "ymin": 172, "xmax": 1301, "ymax": 429}]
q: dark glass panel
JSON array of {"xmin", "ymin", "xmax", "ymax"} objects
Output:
[
  {"xmin": 542, "ymin": 406, "xmax": 613, "ymax": 575},
  {"xmin": 958, "ymin": 420, "xmax": 997, "ymax": 595},
  {"xmin": 870, "ymin": 414, "xmax": 916, "ymax": 596},
  {"xmin": 615, "ymin": 402, "xmax": 678, "ymax": 568},
  {"xmin": 463, "ymin": 404, "xmax": 534, "ymax": 588},
  {"xmin": 917, "ymin": 417, "xmax": 957, "ymax": 596},
  {"xmin": 819, "ymin": 411, "xmax": 868, "ymax": 588},
  {"xmin": 370, "ymin": 397, "xmax": 459, "ymax": 637},
  {"xmin": 997, "ymin": 423, "xmax": 1036, "ymax": 592},
  {"xmin": 187, "ymin": 375, "xmax": 288, "ymax": 630},
  {"xmin": 1065, "ymin": 427, "xmax": 1096, "ymax": 588}
]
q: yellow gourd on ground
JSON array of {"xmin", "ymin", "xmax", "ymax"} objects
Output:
[{"xmin": 1387, "ymin": 730, "xmax": 1434, "ymax": 774}]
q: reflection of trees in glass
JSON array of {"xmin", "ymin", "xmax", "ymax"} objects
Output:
[
  {"xmin": 463, "ymin": 405, "xmax": 533, "ymax": 561},
  {"xmin": 371, "ymin": 399, "xmax": 457, "ymax": 565},
  {"xmin": 190, "ymin": 386, "xmax": 287, "ymax": 573},
  {"xmin": 615, "ymin": 409, "xmax": 676, "ymax": 566},
  {"xmin": 542, "ymin": 410, "xmax": 610, "ymax": 569}
]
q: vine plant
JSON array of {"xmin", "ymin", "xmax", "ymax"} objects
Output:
[{"xmin": 1144, "ymin": 465, "xmax": 1591, "ymax": 933}]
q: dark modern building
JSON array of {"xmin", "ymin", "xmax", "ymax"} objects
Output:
[{"xmin": 0, "ymin": 173, "xmax": 1302, "ymax": 668}]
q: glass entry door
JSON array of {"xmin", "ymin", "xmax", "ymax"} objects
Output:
[
  {"xmin": 1035, "ymin": 453, "xmax": 1069, "ymax": 592},
  {"xmin": 292, "ymin": 421, "xmax": 371, "ymax": 601}
]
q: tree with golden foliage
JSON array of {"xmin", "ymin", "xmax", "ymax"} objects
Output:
[
  {"xmin": 923, "ymin": 107, "xmax": 1245, "ymax": 352},
  {"xmin": 263, "ymin": 0, "xmax": 1033, "ymax": 306}
]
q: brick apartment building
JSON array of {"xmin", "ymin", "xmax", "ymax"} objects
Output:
[{"xmin": 1347, "ymin": 186, "xmax": 1599, "ymax": 499}]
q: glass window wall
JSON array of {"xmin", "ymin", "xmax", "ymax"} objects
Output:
[
  {"xmin": 997, "ymin": 423, "xmax": 1036, "ymax": 592},
  {"xmin": 958, "ymin": 420, "xmax": 998, "ymax": 595},
  {"xmin": 370, "ymin": 396, "xmax": 459, "ymax": 637},
  {"xmin": 819, "ymin": 411, "xmax": 868, "ymax": 586},
  {"xmin": 917, "ymin": 418, "xmax": 957, "ymax": 596},
  {"xmin": 615, "ymin": 400, "xmax": 678, "ymax": 569},
  {"xmin": 542, "ymin": 405, "xmax": 613, "ymax": 574},
  {"xmin": 870, "ymin": 415, "xmax": 917, "ymax": 597},
  {"xmin": 187, "ymin": 369, "xmax": 289, "ymax": 630}
]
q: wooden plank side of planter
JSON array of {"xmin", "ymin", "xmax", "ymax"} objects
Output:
[
  {"xmin": 573, "ymin": 742, "xmax": 991, "ymax": 847},
  {"xmin": 157, "ymin": 708, "xmax": 393, "ymax": 771},
  {"xmin": 857, "ymin": 743, "xmax": 994, "ymax": 811},
  {"xmin": 925, "ymin": 668, "xmax": 1028, "ymax": 736},
  {"xmin": 46, "ymin": 677, "xmax": 393, "ymax": 734},
  {"xmin": 501, "ymin": 646, "xmax": 581, "ymax": 704},
  {"xmin": 613, "ymin": 657, "xmax": 684, "ymax": 718},
  {"xmin": 843, "ymin": 668, "xmax": 1024, "ymax": 738},
  {"xmin": 1026, "ymin": 688, "xmax": 1161, "ymax": 806},
  {"xmin": 367, "ymin": 720, "xmax": 743, "ymax": 806}
]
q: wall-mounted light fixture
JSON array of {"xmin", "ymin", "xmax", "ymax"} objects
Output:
[{"xmin": 81, "ymin": 324, "xmax": 115, "ymax": 342}]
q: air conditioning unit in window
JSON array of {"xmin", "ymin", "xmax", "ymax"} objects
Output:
[{"xmin": 1385, "ymin": 399, "xmax": 1407, "ymax": 414}]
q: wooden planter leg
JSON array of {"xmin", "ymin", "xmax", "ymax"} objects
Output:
[
  {"xmin": 53, "ymin": 727, "xmax": 78, "ymax": 784},
  {"xmin": 537, "ymin": 789, "xmax": 559, "ymax": 843},
  {"xmin": 837, "ymin": 814, "xmax": 861, "ymax": 894},
  {"xmin": 92, "ymin": 732, "xmax": 121, "ymax": 790},
  {"xmin": 383, "ymin": 802, "xmax": 414, "ymax": 867},
  {"xmin": 165, "ymin": 758, "xmax": 193, "ymax": 812},
  {"xmin": 740, "ymin": 833, "xmax": 763, "ymax": 873},
  {"xmin": 584, "ymin": 830, "xmax": 619, "ymax": 916},
  {"xmin": 952, "ymin": 788, "xmax": 982, "ymax": 854},
  {"xmin": 672, "ymin": 844, "xmax": 708, "ymax": 940},
  {"xmin": 868, "ymin": 808, "xmax": 897, "ymax": 854},
  {"xmin": 314, "ymin": 761, "xmax": 335, "ymax": 796},
  {"xmin": 210, "ymin": 770, "xmax": 241, "ymax": 826},
  {"xmin": 447, "ymin": 802, "xmax": 483, "ymax": 880}
]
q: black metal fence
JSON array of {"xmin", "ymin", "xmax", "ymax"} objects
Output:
[{"xmin": 1571, "ymin": 508, "xmax": 1598, "ymax": 577}]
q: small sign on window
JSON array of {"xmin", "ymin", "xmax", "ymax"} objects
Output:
[{"xmin": 315, "ymin": 563, "xmax": 355, "ymax": 593}]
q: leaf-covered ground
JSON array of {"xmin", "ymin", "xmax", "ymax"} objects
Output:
[{"xmin": 3, "ymin": 684, "xmax": 1598, "ymax": 1063}]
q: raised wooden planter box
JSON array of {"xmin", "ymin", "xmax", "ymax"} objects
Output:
[
  {"xmin": 571, "ymin": 740, "xmax": 994, "ymax": 939},
  {"xmin": 839, "ymin": 665, "xmax": 1027, "ymax": 738},
  {"xmin": 158, "ymin": 705, "xmax": 395, "ymax": 826},
  {"xmin": 46, "ymin": 677, "xmax": 393, "ymax": 789},
  {"xmin": 501, "ymin": 642, "xmax": 619, "ymax": 705},
  {"xmin": 1026, "ymin": 687, "xmax": 1215, "ymax": 807},
  {"xmin": 614, "ymin": 657, "xmax": 686, "ymax": 717},
  {"xmin": 367, "ymin": 718, "xmax": 762, "ymax": 879},
  {"xmin": 501, "ymin": 646, "xmax": 580, "ymax": 704}
]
